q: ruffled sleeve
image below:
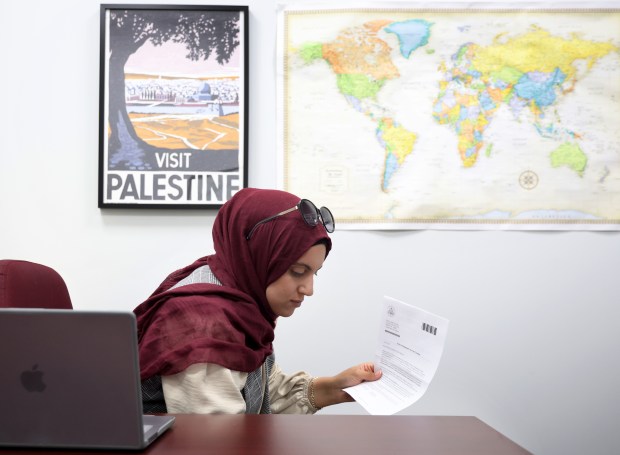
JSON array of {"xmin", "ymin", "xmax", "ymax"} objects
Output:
[{"xmin": 268, "ymin": 363, "xmax": 320, "ymax": 414}]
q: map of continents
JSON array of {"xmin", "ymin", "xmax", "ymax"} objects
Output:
[
  {"xmin": 433, "ymin": 27, "xmax": 616, "ymax": 174},
  {"xmin": 299, "ymin": 19, "xmax": 432, "ymax": 191},
  {"xmin": 281, "ymin": 9, "xmax": 620, "ymax": 228}
]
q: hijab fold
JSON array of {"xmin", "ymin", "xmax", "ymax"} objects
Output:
[{"xmin": 134, "ymin": 188, "xmax": 332, "ymax": 378}]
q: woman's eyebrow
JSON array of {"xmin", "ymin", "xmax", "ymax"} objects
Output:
[{"xmin": 292, "ymin": 262, "xmax": 322, "ymax": 273}]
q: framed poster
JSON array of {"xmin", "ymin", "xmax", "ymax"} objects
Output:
[{"xmin": 98, "ymin": 4, "xmax": 248, "ymax": 209}]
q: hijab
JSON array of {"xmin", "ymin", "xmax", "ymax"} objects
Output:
[{"xmin": 134, "ymin": 188, "xmax": 332, "ymax": 379}]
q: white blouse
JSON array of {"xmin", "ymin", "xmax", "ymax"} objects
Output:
[{"xmin": 161, "ymin": 362, "xmax": 319, "ymax": 414}]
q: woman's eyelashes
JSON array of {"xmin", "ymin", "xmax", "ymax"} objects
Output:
[{"xmin": 289, "ymin": 265, "xmax": 312, "ymax": 277}]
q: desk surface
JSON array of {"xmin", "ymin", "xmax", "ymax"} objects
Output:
[{"xmin": 2, "ymin": 414, "xmax": 532, "ymax": 455}]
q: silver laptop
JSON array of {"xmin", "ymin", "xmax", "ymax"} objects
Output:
[{"xmin": 0, "ymin": 309, "xmax": 175, "ymax": 450}]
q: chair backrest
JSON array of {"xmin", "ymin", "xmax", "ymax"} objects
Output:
[{"xmin": 0, "ymin": 259, "xmax": 73, "ymax": 309}]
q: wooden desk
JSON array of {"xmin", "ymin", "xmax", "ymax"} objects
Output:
[{"xmin": 2, "ymin": 414, "xmax": 532, "ymax": 454}]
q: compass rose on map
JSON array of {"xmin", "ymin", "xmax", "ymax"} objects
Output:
[{"xmin": 519, "ymin": 171, "xmax": 539, "ymax": 190}]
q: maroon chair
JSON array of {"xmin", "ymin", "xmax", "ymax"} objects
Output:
[{"xmin": 0, "ymin": 259, "xmax": 73, "ymax": 309}]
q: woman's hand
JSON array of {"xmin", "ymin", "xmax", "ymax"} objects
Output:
[{"xmin": 312, "ymin": 363, "xmax": 382, "ymax": 409}]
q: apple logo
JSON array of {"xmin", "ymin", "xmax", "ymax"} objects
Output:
[{"xmin": 20, "ymin": 364, "xmax": 46, "ymax": 392}]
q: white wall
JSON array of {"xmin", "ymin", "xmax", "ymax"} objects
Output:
[{"xmin": 1, "ymin": 1, "xmax": 619, "ymax": 454}]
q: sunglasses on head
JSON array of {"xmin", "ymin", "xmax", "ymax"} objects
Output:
[{"xmin": 245, "ymin": 199, "xmax": 335, "ymax": 240}]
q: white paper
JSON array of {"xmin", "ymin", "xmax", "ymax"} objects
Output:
[{"xmin": 344, "ymin": 296, "xmax": 449, "ymax": 415}]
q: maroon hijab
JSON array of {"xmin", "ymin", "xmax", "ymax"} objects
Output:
[{"xmin": 134, "ymin": 188, "xmax": 332, "ymax": 379}]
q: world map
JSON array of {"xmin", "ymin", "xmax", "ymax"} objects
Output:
[{"xmin": 279, "ymin": 7, "xmax": 620, "ymax": 229}]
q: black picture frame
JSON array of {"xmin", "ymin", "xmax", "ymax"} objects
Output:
[{"xmin": 98, "ymin": 4, "xmax": 248, "ymax": 209}]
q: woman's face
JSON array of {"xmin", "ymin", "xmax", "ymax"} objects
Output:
[{"xmin": 265, "ymin": 243, "xmax": 327, "ymax": 317}]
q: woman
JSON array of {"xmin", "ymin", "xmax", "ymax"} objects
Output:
[{"xmin": 134, "ymin": 188, "xmax": 381, "ymax": 414}]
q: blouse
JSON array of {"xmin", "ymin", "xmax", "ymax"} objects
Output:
[{"xmin": 161, "ymin": 362, "xmax": 320, "ymax": 414}]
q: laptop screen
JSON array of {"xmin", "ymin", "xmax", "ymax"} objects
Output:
[{"xmin": 0, "ymin": 309, "xmax": 173, "ymax": 449}]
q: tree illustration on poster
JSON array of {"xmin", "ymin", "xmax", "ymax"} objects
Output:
[{"xmin": 99, "ymin": 5, "xmax": 248, "ymax": 208}]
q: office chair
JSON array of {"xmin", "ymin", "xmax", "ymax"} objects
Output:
[{"xmin": 0, "ymin": 259, "xmax": 73, "ymax": 309}]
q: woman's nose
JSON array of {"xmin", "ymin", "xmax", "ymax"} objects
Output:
[{"xmin": 299, "ymin": 276, "xmax": 314, "ymax": 296}]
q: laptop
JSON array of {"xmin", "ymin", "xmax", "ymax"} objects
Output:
[{"xmin": 0, "ymin": 309, "xmax": 175, "ymax": 450}]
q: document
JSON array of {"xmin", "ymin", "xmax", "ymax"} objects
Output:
[{"xmin": 344, "ymin": 296, "xmax": 449, "ymax": 415}]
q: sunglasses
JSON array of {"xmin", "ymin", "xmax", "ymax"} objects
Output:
[{"xmin": 245, "ymin": 199, "xmax": 335, "ymax": 240}]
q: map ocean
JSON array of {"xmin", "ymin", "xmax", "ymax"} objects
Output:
[{"xmin": 280, "ymin": 8, "xmax": 620, "ymax": 228}]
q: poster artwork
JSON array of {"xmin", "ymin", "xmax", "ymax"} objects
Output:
[{"xmin": 98, "ymin": 5, "xmax": 248, "ymax": 208}]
